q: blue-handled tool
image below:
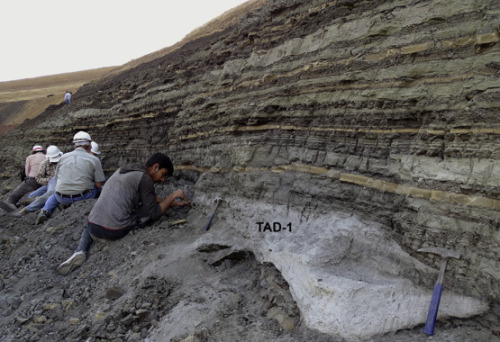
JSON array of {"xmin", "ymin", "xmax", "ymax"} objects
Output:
[
  {"xmin": 203, "ymin": 198, "xmax": 222, "ymax": 231},
  {"xmin": 418, "ymin": 247, "xmax": 462, "ymax": 335}
]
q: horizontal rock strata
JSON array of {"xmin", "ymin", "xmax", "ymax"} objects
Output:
[{"xmin": 1, "ymin": 0, "xmax": 499, "ymax": 340}]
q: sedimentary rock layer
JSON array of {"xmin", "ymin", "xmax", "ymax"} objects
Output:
[{"xmin": 1, "ymin": 0, "xmax": 499, "ymax": 339}]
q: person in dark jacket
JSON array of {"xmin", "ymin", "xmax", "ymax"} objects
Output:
[{"xmin": 57, "ymin": 152, "xmax": 189, "ymax": 275}]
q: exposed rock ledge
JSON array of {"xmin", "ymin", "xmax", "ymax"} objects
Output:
[
  {"xmin": 0, "ymin": 0, "xmax": 499, "ymax": 340},
  {"xmin": 187, "ymin": 181, "xmax": 488, "ymax": 341}
]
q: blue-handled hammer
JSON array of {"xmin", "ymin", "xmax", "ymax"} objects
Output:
[
  {"xmin": 418, "ymin": 247, "xmax": 462, "ymax": 336},
  {"xmin": 203, "ymin": 198, "xmax": 222, "ymax": 231}
]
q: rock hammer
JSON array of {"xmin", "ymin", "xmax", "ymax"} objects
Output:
[
  {"xmin": 203, "ymin": 197, "xmax": 222, "ymax": 231},
  {"xmin": 417, "ymin": 247, "xmax": 462, "ymax": 335}
]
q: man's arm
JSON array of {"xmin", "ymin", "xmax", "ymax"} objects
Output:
[
  {"xmin": 92, "ymin": 158, "xmax": 106, "ymax": 188},
  {"xmin": 35, "ymin": 160, "xmax": 50, "ymax": 185},
  {"xmin": 158, "ymin": 189, "xmax": 189, "ymax": 214},
  {"xmin": 24, "ymin": 155, "xmax": 32, "ymax": 177}
]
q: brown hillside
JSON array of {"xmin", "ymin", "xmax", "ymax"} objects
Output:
[
  {"xmin": 0, "ymin": 0, "xmax": 264, "ymax": 136},
  {"xmin": 0, "ymin": 67, "xmax": 116, "ymax": 135}
]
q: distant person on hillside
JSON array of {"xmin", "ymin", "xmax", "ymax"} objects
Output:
[
  {"xmin": 0, "ymin": 145, "xmax": 46, "ymax": 212},
  {"xmin": 13, "ymin": 145, "xmax": 63, "ymax": 217},
  {"xmin": 57, "ymin": 152, "xmax": 190, "ymax": 275},
  {"xmin": 64, "ymin": 91, "xmax": 71, "ymax": 104},
  {"xmin": 35, "ymin": 131, "xmax": 105, "ymax": 225}
]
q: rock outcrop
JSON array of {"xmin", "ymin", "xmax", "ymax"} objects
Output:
[{"xmin": 1, "ymin": 0, "xmax": 499, "ymax": 340}]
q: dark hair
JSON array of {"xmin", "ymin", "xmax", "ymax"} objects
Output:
[{"xmin": 145, "ymin": 153, "xmax": 174, "ymax": 176}]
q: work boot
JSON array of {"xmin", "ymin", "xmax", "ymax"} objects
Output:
[
  {"xmin": 12, "ymin": 207, "xmax": 29, "ymax": 217},
  {"xmin": 0, "ymin": 200, "xmax": 17, "ymax": 213},
  {"xmin": 35, "ymin": 210, "xmax": 50, "ymax": 225},
  {"xmin": 57, "ymin": 251, "xmax": 86, "ymax": 275}
]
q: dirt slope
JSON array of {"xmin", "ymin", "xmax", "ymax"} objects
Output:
[{"xmin": 0, "ymin": 184, "xmax": 498, "ymax": 342}]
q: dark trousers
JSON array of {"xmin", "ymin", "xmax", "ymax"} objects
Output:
[
  {"xmin": 76, "ymin": 221, "xmax": 134, "ymax": 253},
  {"xmin": 7, "ymin": 177, "xmax": 41, "ymax": 205}
]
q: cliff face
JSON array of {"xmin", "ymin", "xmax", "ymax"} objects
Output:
[{"xmin": 1, "ymin": 0, "xmax": 499, "ymax": 340}]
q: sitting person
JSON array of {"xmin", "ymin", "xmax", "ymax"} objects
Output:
[
  {"xmin": 90, "ymin": 141, "xmax": 101, "ymax": 157},
  {"xmin": 0, "ymin": 145, "xmax": 46, "ymax": 212},
  {"xmin": 14, "ymin": 145, "xmax": 63, "ymax": 216},
  {"xmin": 57, "ymin": 152, "xmax": 190, "ymax": 275},
  {"xmin": 90, "ymin": 141, "xmax": 104, "ymax": 197},
  {"xmin": 36, "ymin": 131, "xmax": 105, "ymax": 225}
]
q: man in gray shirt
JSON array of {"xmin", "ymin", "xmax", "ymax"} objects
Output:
[
  {"xmin": 36, "ymin": 131, "xmax": 106, "ymax": 225},
  {"xmin": 57, "ymin": 152, "xmax": 189, "ymax": 275}
]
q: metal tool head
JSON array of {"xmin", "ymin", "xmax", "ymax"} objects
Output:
[{"xmin": 417, "ymin": 247, "xmax": 462, "ymax": 260}]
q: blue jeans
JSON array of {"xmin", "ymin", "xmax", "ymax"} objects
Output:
[
  {"xmin": 28, "ymin": 185, "xmax": 48, "ymax": 198},
  {"xmin": 41, "ymin": 186, "xmax": 100, "ymax": 216},
  {"xmin": 26, "ymin": 178, "xmax": 57, "ymax": 212}
]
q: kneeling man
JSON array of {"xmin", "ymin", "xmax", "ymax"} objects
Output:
[{"xmin": 58, "ymin": 152, "xmax": 190, "ymax": 275}]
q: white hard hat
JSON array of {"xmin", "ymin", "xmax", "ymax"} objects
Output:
[
  {"xmin": 32, "ymin": 145, "xmax": 44, "ymax": 152},
  {"xmin": 46, "ymin": 145, "xmax": 63, "ymax": 162},
  {"xmin": 91, "ymin": 141, "xmax": 101, "ymax": 155},
  {"xmin": 73, "ymin": 131, "xmax": 91, "ymax": 145}
]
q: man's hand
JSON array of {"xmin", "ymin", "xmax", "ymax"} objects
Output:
[
  {"xmin": 172, "ymin": 189, "xmax": 187, "ymax": 201},
  {"xmin": 159, "ymin": 189, "xmax": 190, "ymax": 213},
  {"xmin": 172, "ymin": 189, "xmax": 190, "ymax": 207}
]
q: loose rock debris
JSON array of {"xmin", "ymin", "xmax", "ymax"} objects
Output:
[{"xmin": 0, "ymin": 194, "xmax": 498, "ymax": 342}]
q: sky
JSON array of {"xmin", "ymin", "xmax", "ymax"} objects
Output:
[{"xmin": 0, "ymin": 0, "xmax": 250, "ymax": 82}]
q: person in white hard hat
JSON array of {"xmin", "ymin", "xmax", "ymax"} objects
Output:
[
  {"xmin": 90, "ymin": 141, "xmax": 101, "ymax": 157},
  {"xmin": 35, "ymin": 131, "xmax": 106, "ymax": 225},
  {"xmin": 89, "ymin": 141, "xmax": 104, "ymax": 197},
  {"xmin": 0, "ymin": 145, "xmax": 46, "ymax": 212},
  {"xmin": 13, "ymin": 145, "xmax": 63, "ymax": 216}
]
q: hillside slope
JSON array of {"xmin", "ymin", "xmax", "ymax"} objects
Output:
[
  {"xmin": 0, "ymin": 67, "xmax": 116, "ymax": 135},
  {"xmin": 0, "ymin": 0, "xmax": 265, "ymax": 137},
  {"xmin": 0, "ymin": 0, "xmax": 499, "ymax": 341}
]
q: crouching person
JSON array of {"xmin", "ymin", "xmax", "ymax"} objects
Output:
[{"xmin": 57, "ymin": 152, "xmax": 190, "ymax": 275}]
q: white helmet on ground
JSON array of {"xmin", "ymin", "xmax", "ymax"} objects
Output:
[
  {"xmin": 73, "ymin": 131, "xmax": 91, "ymax": 146},
  {"xmin": 91, "ymin": 141, "xmax": 101, "ymax": 155},
  {"xmin": 46, "ymin": 145, "xmax": 63, "ymax": 162}
]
